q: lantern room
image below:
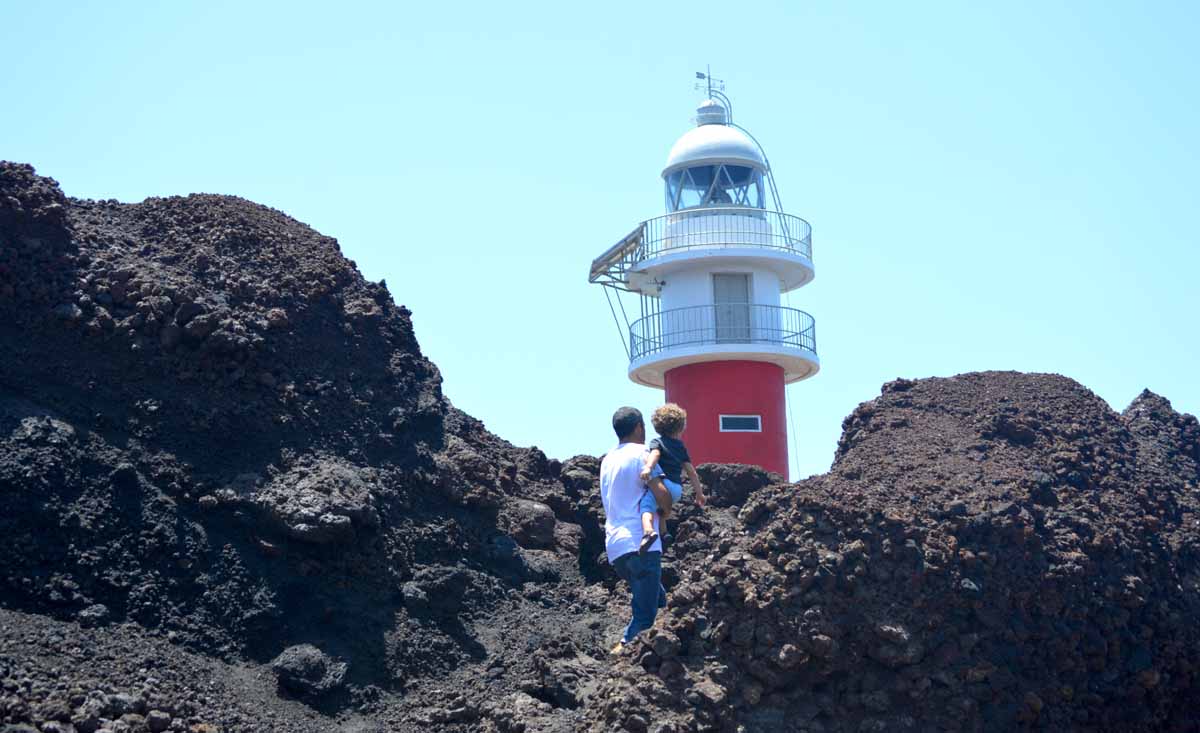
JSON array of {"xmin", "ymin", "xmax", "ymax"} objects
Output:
[{"xmin": 663, "ymin": 100, "xmax": 767, "ymax": 212}]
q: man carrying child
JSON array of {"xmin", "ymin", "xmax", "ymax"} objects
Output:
[{"xmin": 599, "ymin": 404, "xmax": 706, "ymax": 654}]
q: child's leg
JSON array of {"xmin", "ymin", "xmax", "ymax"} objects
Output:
[
  {"xmin": 638, "ymin": 490, "xmax": 660, "ymax": 536},
  {"xmin": 637, "ymin": 489, "xmax": 661, "ymax": 554},
  {"xmin": 656, "ymin": 479, "xmax": 683, "ymax": 521},
  {"xmin": 647, "ymin": 476, "xmax": 674, "ymax": 519}
]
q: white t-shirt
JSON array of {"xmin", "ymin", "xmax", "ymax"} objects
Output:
[{"xmin": 600, "ymin": 441, "xmax": 661, "ymax": 560}]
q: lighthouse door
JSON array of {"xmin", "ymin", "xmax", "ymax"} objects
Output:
[{"xmin": 713, "ymin": 273, "xmax": 751, "ymax": 343}]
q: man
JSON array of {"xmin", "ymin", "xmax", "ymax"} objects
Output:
[{"xmin": 600, "ymin": 406, "xmax": 673, "ymax": 653}]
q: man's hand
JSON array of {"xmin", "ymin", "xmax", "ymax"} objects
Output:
[
  {"xmin": 639, "ymin": 467, "xmax": 651, "ymax": 483},
  {"xmin": 695, "ymin": 485, "xmax": 708, "ymax": 508}
]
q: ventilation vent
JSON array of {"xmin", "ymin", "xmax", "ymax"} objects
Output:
[{"xmin": 719, "ymin": 415, "xmax": 762, "ymax": 432}]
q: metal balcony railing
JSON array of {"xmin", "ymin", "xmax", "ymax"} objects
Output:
[
  {"xmin": 640, "ymin": 207, "xmax": 812, "ymax": 262},
  {"xmin": 588, "ymin": 207, "xmax": 813, "ymax": 288},
  {"xmin": 629, "ymin": 303, "xmax": 817, "ymax": 362}
]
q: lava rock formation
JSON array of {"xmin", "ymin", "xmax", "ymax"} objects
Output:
[{"xmin": 1, "ymin": 162, "xmax": 1197, "ymax": 732}]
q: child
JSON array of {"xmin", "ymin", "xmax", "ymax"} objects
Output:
[{"xmin": 638, "ymin": 403, "xmax": 706, "ymax": 554}]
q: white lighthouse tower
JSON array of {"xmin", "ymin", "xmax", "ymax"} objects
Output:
[{"xmin": 589, "ymin": 80, "xmax": 818, "ymax": 476}]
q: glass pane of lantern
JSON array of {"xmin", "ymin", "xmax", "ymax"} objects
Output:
[
  {"xmin": 706, "ymin": 165, "xmax": 736, "ymax": 206},
  {"xmin": 723, "ymin": 165, "xmax": 763, "ymax": 208},
  {"xmin": 679, "ymin": 167, "xmax": 712, "ymax": 209},
  {"xmin": 664, "ymin": 170, "xmax": 684, "ymax": 211},
  {"xmin": 725, "ymin": 165, "xmax": 755, "ymax": 186},
  {"xmin": 688, "ymin": 164, "xmax": 714, "ymax": 189}
]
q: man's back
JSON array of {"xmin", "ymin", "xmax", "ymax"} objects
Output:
[{"xmin": 600, "ymin": 441, "xmax": 661, "ymax": 559}]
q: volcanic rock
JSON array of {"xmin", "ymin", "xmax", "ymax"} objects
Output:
[
  {"xmin": 590, "ymin": 372, "xmax": 1200, "ymax": 732},
  {"xmin": 2, "ymin": 163, "xmax": 1198, "ymax": 733},
  {"xmin": 251, "ymin": 458, "xmax": 381, "ymax": 544},
  {"xmin": 270, "ymin": 644, "xmax": 348, "ymax": 698}
]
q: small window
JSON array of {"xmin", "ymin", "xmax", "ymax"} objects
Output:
[{"xmin": 719, "ymin": 415, "xmax": 762, "ymax": 432}]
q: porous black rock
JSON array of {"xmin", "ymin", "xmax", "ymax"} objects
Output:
[
  {"xmin": 270, "ymin": 644, "xmax": 347, "ymax": 698},
  {"xmin": 3, "ymin": 164, "xmax": 1198, "ymax": 733}
]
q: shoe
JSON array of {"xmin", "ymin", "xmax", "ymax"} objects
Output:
[{"xmin": 639, "ymin": 531, "xmax": 659, "ymax": 555}]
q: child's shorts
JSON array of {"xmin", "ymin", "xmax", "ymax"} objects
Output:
[{"xmin": 639, "ymin": 477, "xmax": 683, "ymax": 516}]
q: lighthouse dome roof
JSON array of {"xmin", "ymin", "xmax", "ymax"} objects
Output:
[{"xmin": 663, "ymin": 103, "xmax": 766, "ymax": 176}]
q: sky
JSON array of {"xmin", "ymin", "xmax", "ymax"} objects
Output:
[{"xmin": 3, "ymin": 1, "xmax": 1198, "ymax": 479}]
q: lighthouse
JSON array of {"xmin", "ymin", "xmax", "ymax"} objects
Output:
[{"xmin": 589, "ymin": 85, "xmax": 818, "ymax": 477}]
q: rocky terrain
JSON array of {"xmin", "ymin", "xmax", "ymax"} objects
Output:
[
  {"xmin": 590, "ymin": 376, "xmax": 1200, "ymax": 732},
  {"xmin": 1, "ymin": 162, "xmax": 1198, "ymax": 732}
]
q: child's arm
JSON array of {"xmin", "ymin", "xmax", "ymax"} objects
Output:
[
  {"xmin": 639, "ymin": 449, "xmax": 662, "ymax": 482},
  {"xmin": 684, "ymin": 462, "xmax": 706, "ymax": 507}
]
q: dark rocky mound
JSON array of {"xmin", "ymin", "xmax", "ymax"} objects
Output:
[
  {"xmin": 588, "ymin": 374, "xmax": 1200, "ymax": 732},
  {"xmin": 0, "ymin": 162, "xmax": 624, "ymax": 732},
  {"xmin": 2, "ymin": 163, "xmax": 1198, "ymax": 732}
]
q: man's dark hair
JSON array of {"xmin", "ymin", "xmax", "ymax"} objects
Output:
[{"xmin": 612, "ymin": 406, "xmax": 643, "ymax": 440}]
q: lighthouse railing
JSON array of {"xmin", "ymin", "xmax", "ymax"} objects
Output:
[
  {"xmin": 636, "ymin": 207, "xmax": 812, "ymax": 263},
  {"xmin": 588, "ymin": 208, "xmax": 812, "ymax": 290},
  {"xmin": 629, "ymin": 304, "xmax": 816, "ymax": 361}
]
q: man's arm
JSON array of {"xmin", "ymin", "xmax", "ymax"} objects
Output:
[
  {"xmin": 684, "ymin": 462, "xmax": 706, "ymax": 507},
  {"xmin": 639, "ymin": 448, "xmax": 662, "ymax": 482}
]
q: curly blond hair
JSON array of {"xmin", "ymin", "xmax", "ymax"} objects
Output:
[{"xmin": 651, "ymin": 403, "xmax": 687, "ymax": 437}]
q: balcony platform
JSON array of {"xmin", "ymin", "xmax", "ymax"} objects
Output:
[
  {"xmin": 589, "ymin": 207, "xmax": 815, "ymax": 294},
  {"xmin": 627, "ymin": 304, "xmax": 819, "ymax": 388}
]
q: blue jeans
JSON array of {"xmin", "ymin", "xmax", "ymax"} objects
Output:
[
  {"xmin": 612, "ymin": 551, "xmax": 666, "ymax": 643},
  {"xmin": 638, "ymin": 478, "xmax": 682, "ymax": 516}
]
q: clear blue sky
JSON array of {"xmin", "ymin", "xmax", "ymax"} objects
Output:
[{"xmin": 4, "ymin": 1, "xmax": 1197, "ymax": 479}]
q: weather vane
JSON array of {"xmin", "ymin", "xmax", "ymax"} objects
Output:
[{"xmin": 694, "ymin": 65, "xmax": 724, "ymax": 98}]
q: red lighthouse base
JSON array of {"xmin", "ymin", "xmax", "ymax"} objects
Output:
[{"xmin": 663, "ymin": 360, "xmax": 788, "ymax": 477}]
